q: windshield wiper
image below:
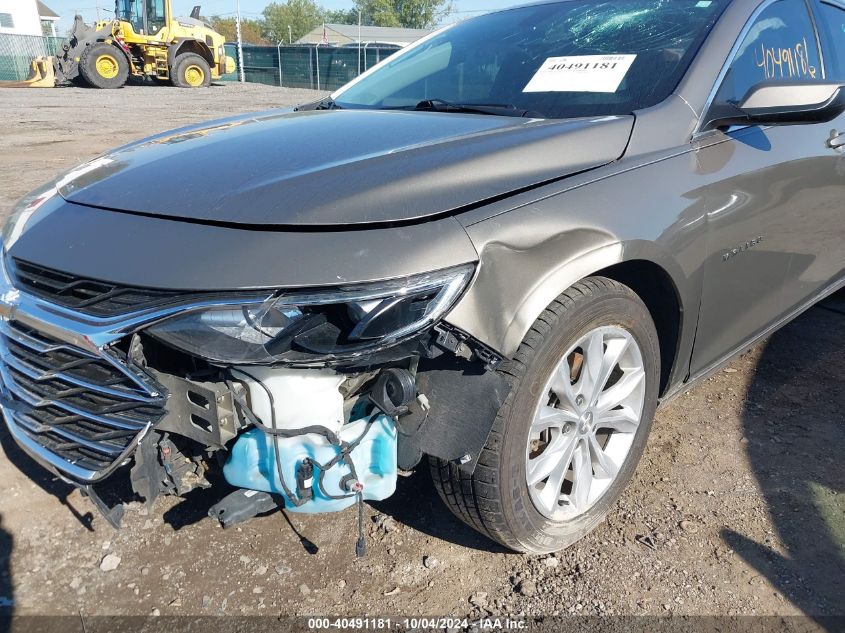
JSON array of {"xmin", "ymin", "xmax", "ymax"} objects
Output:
[
  {"xmin": 296, "ymin": 97, "xmax": 342, "ymax": 111},
  {"xmin": 315, "ymin": 98, "xmax": 341, "ymax": 110},
  {"xmin": 411, "ymin": 98, "xmax": 543, "ymax": 118}
]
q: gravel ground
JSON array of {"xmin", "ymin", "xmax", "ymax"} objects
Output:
[{"xmin": 0, "ymin": 83, "xmax": 842, "ymax": 624}]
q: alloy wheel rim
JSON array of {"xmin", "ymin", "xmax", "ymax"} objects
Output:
[
  {"xmin": 185, "ymin": 65, "xmax": 204, "ymax": 86},
  {"xmin": 525, "ymin": 325, "xmax": 646, "ymax": 521},
  {"xmin": 96, "ymin": 54, "xmax": 119, "ymax": 79}
]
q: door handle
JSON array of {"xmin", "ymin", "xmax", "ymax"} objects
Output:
[{"xmin": 826, "ymin": 129, "xmax": 845, "ymax": 151}]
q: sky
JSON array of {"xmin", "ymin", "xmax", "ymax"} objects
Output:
[{"xmin": 43, "ymin": 0, "xmax": 514, "ymax": 34}]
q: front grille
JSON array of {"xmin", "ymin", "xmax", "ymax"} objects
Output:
[
  {"xmin": 0, "ymin": 319, "xmax": 166, "ymax": 479},
  {"xmin": 11, "ymin": 259, "xmax": 196, "ymax": 318}
]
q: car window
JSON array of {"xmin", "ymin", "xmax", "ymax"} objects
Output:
[
  {"xmin": 714, "ymin": 0, "xmax": 822, "ymax": 105},
  {"xmin": 816, "ymin": 1, "xmax": 845, "ymax": 78},
  {"xmin": 335, "ymin": 0, "xmax": 728, "ymax": 119}
]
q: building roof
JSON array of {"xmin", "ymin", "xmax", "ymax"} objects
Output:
[
  {"xmin": 327, "ymin": 23, "xmax": 432, "ymax": 42},
  {"xmin": 37, "ymin": 1, "xmax": 60, "ymax": 19},
  {"xmin": 297, "ymin": 23, "xmax": 432, "ymax": 46}
]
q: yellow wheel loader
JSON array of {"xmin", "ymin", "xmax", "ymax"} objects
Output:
[{"xmin": 27, "ymin": 1, "xmax": 235, "ymax": 89}]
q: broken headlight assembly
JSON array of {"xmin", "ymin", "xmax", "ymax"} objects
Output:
[{"xmin": 146, "ymin": 264, "xmax": 475, "ymax": 365}]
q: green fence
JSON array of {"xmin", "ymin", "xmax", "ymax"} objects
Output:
[
  {"xmin": 0, "ymin": 33, "xmax": 399, "ymax": 90},
  {"xmin": 223, "ymin": 43, "xmax": 400, "ymax": 91},
  {"xmin": 0, "ymin": 34, "xmax": 64, "ymax": 81}
]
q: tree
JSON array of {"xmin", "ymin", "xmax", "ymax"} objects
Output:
[
  {"xmin": 352, "ymin": 0, "xmax": 451, "ymax": 29},
  {"xmin": 394, "ymin": 0, "xmax": 452, "ymax": 29},
  {"xmin": 354, "ymin": 0, "xmax": 399, "ymax": 27},
  {"xmin": 210, "ymin": 17, "xmax": 268, "ymax": 44},
  {"xmin": 263, "ymin": 0, "xmax": 325, "ymax": 43},
  {"xmin": 323, "ymin": 8, "xmax": 357, "ymax": 24}
]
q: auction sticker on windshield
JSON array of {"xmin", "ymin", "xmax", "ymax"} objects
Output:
[{"xmin": 523, "ymin": 54, "xmax": 637, "ymax": 93}]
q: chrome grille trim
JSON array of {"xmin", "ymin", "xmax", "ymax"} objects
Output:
[
  {"xmin": 0, "ymin": 317, "xmax": 90, "ymax": 355},
  {"xmin": 0, "ymin": 264, "xmax": 267, "ymax": 483},
  {"xmin": 9, "ymin": 408, "xmax": 127, "ymax": 457},
  {"xmin": 0, "ymin": 321, "xmax": 159, "ymax": 403},
  {"xmin": 1, "ymin": 406, "xmax": 152, "ymax": 483},
  {"xmin": 0, "ymin": 312, "xmax": 166, "ymax": 482},
  {"xmin": 0, "ymin": 362, "xmax": 151, "ymax": 431}
]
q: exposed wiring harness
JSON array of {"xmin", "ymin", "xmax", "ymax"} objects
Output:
[{"xmin": 225, "ymin": 369, "xmax": 374, "ymax": 555}]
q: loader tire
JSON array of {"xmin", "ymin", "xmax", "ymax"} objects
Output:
[
  {"xmin": 79, "ymin": 43, "xmax": 129, "ymax": 89},
  {"xmin": 171, "ymin": 53, "xmax": 211, "ymax": 88}
]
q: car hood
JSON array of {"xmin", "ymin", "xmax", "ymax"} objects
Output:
[{"xmin": 58, "ymin": 109, "xmax": 634, "ymax": 227}]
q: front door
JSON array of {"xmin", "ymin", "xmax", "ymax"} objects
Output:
[{"xmin": 690, "ymin": 0, "xmax": 844, "ymax": 375}]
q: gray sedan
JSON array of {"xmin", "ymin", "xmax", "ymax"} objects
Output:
[{"xmin": 1, "ymin": 0, "xmax": 843, "ymax": 553}]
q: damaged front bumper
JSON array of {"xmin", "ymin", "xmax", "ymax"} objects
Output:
[{"xmin": 0, "ymin": 259, "xmax": 508, "ymax": 531}]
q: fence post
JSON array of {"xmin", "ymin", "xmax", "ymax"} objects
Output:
[
  {"xmin": 277, "ymin": 41, "xmax": 283, "ymax": 87},
  {"xmin": 315, "ymin": 45, "xmax": 320, "ymax": 91},
  {"xmin": 357, "ymin": 9, "xmax": 362, "ymax": 76},
  {"xmin": 235, "ymin": 0, "xmax": 245, "ymax": 82},
  {"xmin": 308, "ymin": 46, "xmax": 314, "ymax": 90}
]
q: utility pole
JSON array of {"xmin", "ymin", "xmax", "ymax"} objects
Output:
[
  {"xmin": 357, "ymin": 9, "xmax": 361, "ymax": 75},
  {"xmin": 288, "ymin": 24, "xmax": 292, "ymax": 44},
  {"xmin": 235, "ymin": 0, "xmax": 246, "ymax": 82}
]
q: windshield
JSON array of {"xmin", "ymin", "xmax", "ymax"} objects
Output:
[
  {"xmin": 115, "ymin": 0, "xmax": 167, "ymax": 34},
  {"xmin": 147, "ymin": 0, "xmax": 167, "ymax": 33},
  {"xmin": 116, "ymin": 0, "xmax": 142, "ymax": 32},
  {"xmin": 335, "ymin": 0, "xmax": 727, "ymax": 119}
]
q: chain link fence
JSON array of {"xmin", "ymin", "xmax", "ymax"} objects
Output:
[
  {"xmin": 0, "ymin": 33, "xmax": 399, "ymax": 90},
  {"xmin": 0, "ymin": 34, "xmax": 64, "ymax": 81},
  {"xmin": 222, "ymin": 43, "xmax": 400, "ymax": 91}
]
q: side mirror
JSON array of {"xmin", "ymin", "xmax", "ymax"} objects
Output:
[{"xmin": 703, "ymin": 81, "xmax": 845, "ymax": 130}]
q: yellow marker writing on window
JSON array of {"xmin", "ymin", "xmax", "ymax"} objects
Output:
[{"xmin": 755, "ymin": 37, "xmax": 817, "ymax": 80}]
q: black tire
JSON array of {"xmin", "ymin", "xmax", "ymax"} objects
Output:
[
  {"xmin": 171, "ymin": 53, "xmax": 211, "ymax": 88},
  {"xmin": 79, "ymin": 43, "xmax": 129, "ymax": 89},
  {"xmin": 430, "ymin": 276, "xmax": 661, "ymax": 553}
]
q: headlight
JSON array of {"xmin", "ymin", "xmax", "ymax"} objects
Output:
[{"xmin": 146, "ymin": 264, "xmax": 474, "ymax": 365}]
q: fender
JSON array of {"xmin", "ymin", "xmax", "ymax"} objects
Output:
[
  {"xmin": 446, "ymin": 231, "xmax": 696, "ymax": 387},
  {"xmin": 446, "ymin": 231, "xmax": 623, "ymax": 357},
  {"xmin": 167, "ymin": 38, "xmax": 215, "ymax": 68},
  {"xmin": 445, "ymin": 125, "xmax": 711, "ymax": 395}
]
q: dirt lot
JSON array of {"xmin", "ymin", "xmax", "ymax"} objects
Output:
[{"xmin": 0, "ymin": 83, "xmax": 842, "ymax": 625}]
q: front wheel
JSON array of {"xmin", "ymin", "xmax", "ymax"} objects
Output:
[
  {"xmin": 430, "ymin": 276, "xmax": 660, "ymax": 553},
  {"xmin": 79, "ymin": 43, "xmax": 129, "ymax": 89},
  {"xmin": 171, "ymin": 53, "xmax": 211, "ymax": 88}
]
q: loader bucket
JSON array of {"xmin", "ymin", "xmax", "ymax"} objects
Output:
[{"xmin": 0, "ymin": 57, "xmax": 56, "ymax": 88}]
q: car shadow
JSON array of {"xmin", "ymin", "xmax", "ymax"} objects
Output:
[
  {"xmin": 161, "ymin": 470, "xmax": 234, "ymax": 531},
  {"xmin": 372, "ymin": 468, "xmax": 511, "ymax": 553},
  {"xmin": 721, "ymin": 294, "xmax": 845, "ymax": 626},
  {"xmin": 0, "ymin": 426, "xmax": 94, "ymax": 530},
  {"xmin": 0, "ymin": 515, "xmax": 13, "ymax": 624},
  {"xmin": 0, "ymin": 416, "xmax": 503, "ymax": 554}
]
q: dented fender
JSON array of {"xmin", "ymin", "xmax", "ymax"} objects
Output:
[
  {"xmin": 446, "ymin": 228, "xmax": 624, "ymax": 358},
  {"xmin": 445, "ymin": 138, "xmax": 709, "ymax": 391}
]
